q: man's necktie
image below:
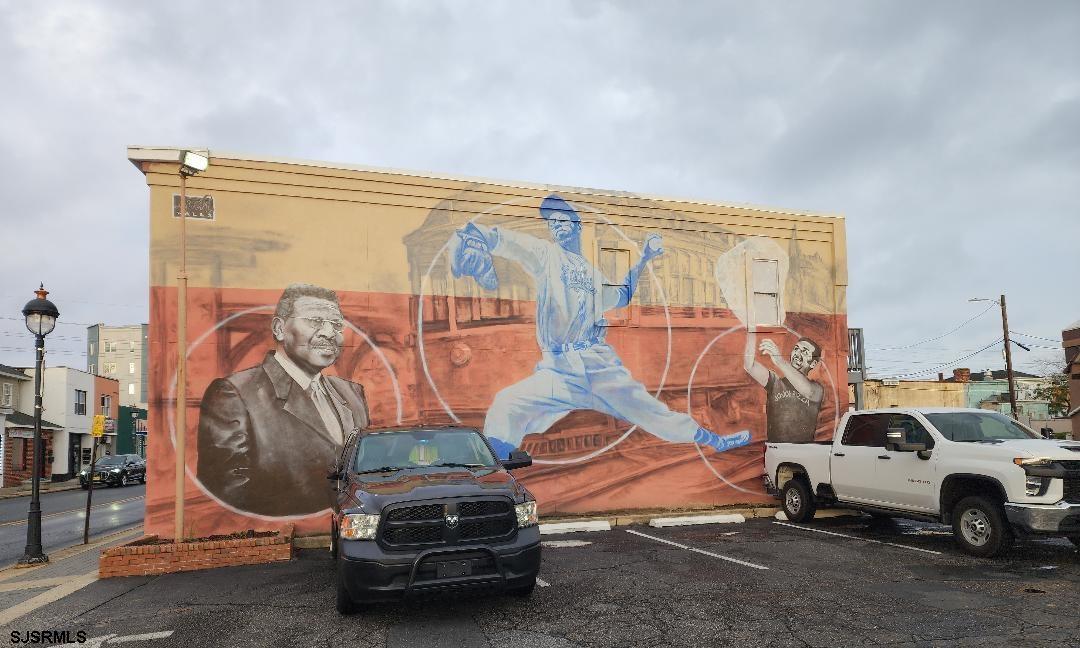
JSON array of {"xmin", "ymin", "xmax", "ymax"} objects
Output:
[{"xmin": 310, "ymin": 380, "xmax": 344, "ymax": 445}]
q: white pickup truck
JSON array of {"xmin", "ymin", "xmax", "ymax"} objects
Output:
[{"xmin": 764, "ymin": 407, "xmax": 1080, "ymax": 557}]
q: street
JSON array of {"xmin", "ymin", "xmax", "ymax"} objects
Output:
[
  {"xmin": 0, "ymin": 484, "xmax": 145, "ymax": 567},
  {"xmin": 5, "ymin": 515, "xmax": 1078, "ymax": 647}
]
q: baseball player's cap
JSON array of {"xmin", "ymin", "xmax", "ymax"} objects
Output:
[{"xmin": 539, "ymin": 194, "xmax": 581, "ymax": 223}]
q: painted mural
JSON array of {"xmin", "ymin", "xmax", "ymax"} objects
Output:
[{"xmin": 141, "ymin": 157, "xmax": 847, "ymax": 538}]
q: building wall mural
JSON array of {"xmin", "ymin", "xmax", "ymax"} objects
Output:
[{"xmin": 137, "ymin": 150, "xmax": 848, "ymax": 538}]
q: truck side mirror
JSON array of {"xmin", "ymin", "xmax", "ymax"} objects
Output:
[
  {"xmin": 503, "ymin": 450, "xmax": 533, "ymax": 470},
  {"xmin": 887, "ymin": 427, "xmax": 927, "ymax": 453}
]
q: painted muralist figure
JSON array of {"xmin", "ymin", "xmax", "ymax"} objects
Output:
[
  {"xmin": 451, "ymin": 194, "xmax": 751, "ymax": 458},
  {"xmin": 197, "ymin": 284, "xmax": 370, "ymax": 516},
  {"xmin": 743, "ymin": 331, "xmax": 823, "ymax": 443}
]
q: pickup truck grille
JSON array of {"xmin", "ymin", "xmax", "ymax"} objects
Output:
[
  {"xmin": 380, "ymin": 498, "xmax": 517, "ymax": 548},
  {"xmin": 1063, "ymin": 479, "xmax": 1080, "ymax": 504}
]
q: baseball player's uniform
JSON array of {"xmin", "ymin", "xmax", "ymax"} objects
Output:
[{"xmin": 468, "ymin": 224, "xmax": 749, "ymax": 456}]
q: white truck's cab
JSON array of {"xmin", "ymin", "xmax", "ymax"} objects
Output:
[{"xmin": 764, "ymin": 407, "xmax": 1080, "ymax": 557}]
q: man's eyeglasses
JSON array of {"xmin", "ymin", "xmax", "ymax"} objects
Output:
[{"xmin": 288, "ymin": 317, "xmax": 346, "ymax": 332}]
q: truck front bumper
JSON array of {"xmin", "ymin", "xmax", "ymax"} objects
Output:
[
  {"xmin": 1004, "ymin": 501, "xmax": 1080, "ymax": 535},
  {"xmin": 338, "ymin": 526, "xmax": 541, "ymax": 603}
]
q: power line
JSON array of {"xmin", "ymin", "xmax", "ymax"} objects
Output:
[
  {"xmin": 887, "ymin": 339, "xmax": 1002, "ymax": 379},
  {"xmin": 1010, "ymin": 330, "xmax": 1061, "ymax": 344},
  {"xmin": 867, "ymin": 303, "xmax": 996, "ymax": 351}
]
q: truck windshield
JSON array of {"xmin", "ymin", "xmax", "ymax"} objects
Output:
[
  {"xmin": 353, "ymin": 429, "xmax": 498, "ymax": 473},
  {"xmin": 924, "ymin": 411, "xmax": 1039, "ymax": 442}
]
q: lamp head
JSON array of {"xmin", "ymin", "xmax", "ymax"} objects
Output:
[
  {"xmin": 179, "ymin": 150, "xmax": 208, "ymax": 176},
  {"xmin": 22, "ymin": 284, "xmax": 59, "ymax": 337}
]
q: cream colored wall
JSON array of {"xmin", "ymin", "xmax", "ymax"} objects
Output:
[
  {"xmin": 140, "ymin": 152, "xmax": 847, "ymax": 315},
  {"xmin": 863, "ymin": 380, "xmax": 967, "ymax": 409}
]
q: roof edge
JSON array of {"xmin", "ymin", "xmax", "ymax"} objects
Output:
[{"xmin": 126, "ymin": 145, "xmax": 844, "ymax": 221}]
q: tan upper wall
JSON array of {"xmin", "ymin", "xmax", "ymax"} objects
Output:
[
  {"xmin": 864, "ymin": 380, "xmax": 967, "ymax": 409},
  {"xmin": 133, "ymin": 147, "xmax": 847, "ymax": 314}
]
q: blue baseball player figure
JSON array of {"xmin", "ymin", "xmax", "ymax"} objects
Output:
[{"xmin": 451, "ymin": 194, "xmax": 752, "ymax": 460}]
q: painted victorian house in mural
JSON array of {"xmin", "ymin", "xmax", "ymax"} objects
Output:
[{"xmin": 131, "ymin": 146, "xmax": 848, "ymax": 538}]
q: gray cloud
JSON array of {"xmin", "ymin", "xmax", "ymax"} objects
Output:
[{"xmin": 0, "ymin": 0, "xmax": 1076, "ymax": 378}]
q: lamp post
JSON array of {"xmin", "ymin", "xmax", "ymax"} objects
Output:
[
  {"xmin": 175, "ymin": 150, "xmax": 208, "ymax": 542},
  {"xmin": 970, "ymin": 295, "xmax": 1018, "ymax": 419},
  {"xmin": 18, "ymin": 284, "xmax": 59, "ymax": 566}
]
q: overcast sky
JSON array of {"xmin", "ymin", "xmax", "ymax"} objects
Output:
[{"xmin": 0, "ymin": 0, "xmax": 1076, "ymax": 379}]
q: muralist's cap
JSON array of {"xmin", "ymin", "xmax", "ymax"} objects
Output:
[{"xmin": 539, "ymin": 194, "xmax": 581, "ymax": 223}]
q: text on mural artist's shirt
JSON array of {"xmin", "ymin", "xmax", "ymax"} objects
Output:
[{"xmin": 765, "ymin": 370, "xmax": 822, "ymax": 443}]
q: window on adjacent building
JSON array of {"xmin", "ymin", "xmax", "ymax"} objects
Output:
[
  {"xmin": 75, "ymin": 389, "xmax": 87, "ymax": 415},
  {"xmin": 129, "ymin": 341, "xmax": 136, "ymax": 352},
  {"xmin": 101, "ymin": 394, "xmax": 111, "ymax": 415},
  {"xmin": 2, "ymin": 383, "xmax": 12, "ymax": 407},
  {"xmin": 129, "ymin": 362, "xmax": 136, "ymax": 374},
  {"xmin": 89, "ymin": 343, "xmax": 94, "ymax": 355},
  {"xmin": 88, "ymin": 364, "xmax": 95, "ymax": 376},
  {"xmin": 128, "ymin": 384, "xmax": 135, "ymax": 396}
]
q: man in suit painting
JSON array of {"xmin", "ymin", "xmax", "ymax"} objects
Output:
[{"xmin": 197, "ymin": 284, "xmax": 369, "ymax": 517}]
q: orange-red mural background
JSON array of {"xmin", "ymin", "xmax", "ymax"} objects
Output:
[{"xmin": 145, "ymin": 285, "xmax": 846, "ymax": 538}]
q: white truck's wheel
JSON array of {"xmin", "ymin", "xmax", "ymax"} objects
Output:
[
  {"xmin": 781, "ymin": 479, "xmax": 816, "ymax": 523},
  {"xmin": 952, "ymin": 495, "xmax": 1014, "ymax": 558}
]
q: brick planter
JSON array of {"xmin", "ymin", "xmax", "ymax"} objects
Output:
[{"xmin": 99, "ymin": 524, "xmax": 294, "ymax": 578}]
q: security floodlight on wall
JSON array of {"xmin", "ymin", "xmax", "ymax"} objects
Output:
[{"xmin": 179, "ymin": 150, "xmax": 208, "ymax": 176}]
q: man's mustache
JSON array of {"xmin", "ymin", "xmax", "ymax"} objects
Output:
[{"xmin": 305, "ymin": 337, "xmax": 340, "ymax": 352}]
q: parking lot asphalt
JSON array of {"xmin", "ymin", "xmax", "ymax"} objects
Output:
[{"xmin": 3, "ymin": 516, "xmax": 1078, "ymax": 648}]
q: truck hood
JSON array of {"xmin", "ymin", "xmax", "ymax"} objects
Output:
[
  {"xmin": 348, "ymin": 467, "xmax": 525, "ymax": 512},
  {"xmin": 971, "ymin": 438, "xmax": 1080, "ymax": 459}
]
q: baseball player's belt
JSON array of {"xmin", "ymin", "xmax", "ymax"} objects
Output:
[{"xmin": 549, "ymin": 337, "xmax": 605, "ymax": 355}]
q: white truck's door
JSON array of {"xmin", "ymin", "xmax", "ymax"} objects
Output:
[
  {"xmin": 875, "ymin": 413, "xmax": 938, "ymax": 512},
  {"xmin": 830, "ymin": 413, "xmax": 887, "ymax": 504}
]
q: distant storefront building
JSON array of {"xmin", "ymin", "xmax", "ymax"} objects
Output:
[{"xmin": 117, "ymin": 405, "xmax": 148, "ymax": 458}]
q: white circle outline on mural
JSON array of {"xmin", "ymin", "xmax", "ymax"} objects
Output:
[
  {"xmin": 415, "ymin": 197, "xmax": 673, "ymax": 465},
  {"xmin": 685, "ymin": 324, "xmax": 840, "ymax": 495},
  {"xmin": 166, "ymin": 304, "xmax": 404, "ymax": 521}
]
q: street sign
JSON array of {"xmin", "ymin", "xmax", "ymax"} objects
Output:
[{"xmin": 92, "ymin": 414, "xmax": 105, "ymax": 437}]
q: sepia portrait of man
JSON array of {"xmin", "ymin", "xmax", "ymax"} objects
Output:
[{"xmin": 197, "ymin": 283, "xmax": 369, "ymax": 517}]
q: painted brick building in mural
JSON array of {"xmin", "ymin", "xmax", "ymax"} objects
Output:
[{"xmin": 130, "ymin": 147, "xmax": 848, "ymax": 538}]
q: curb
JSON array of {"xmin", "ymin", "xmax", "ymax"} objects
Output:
[
  {"xmin": 649, "ymin": 513, "xmax": 745, "ymax": 528},
  {"xmin": 0, "ymin": 483, "xmax": 84, "ymax": 500},
  {"xmin": 539, "ymin": 520, "xmax": 611, "ymax": 535}
]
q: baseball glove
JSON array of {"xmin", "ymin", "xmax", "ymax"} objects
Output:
[{"xmin": 451, "ymin": 223, "xmax": 499, "ymax": 291}]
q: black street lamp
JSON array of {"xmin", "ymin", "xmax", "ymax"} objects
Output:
[{"xmin": 18, "ymin": 284, "xmax": 59, "ymax": 566}]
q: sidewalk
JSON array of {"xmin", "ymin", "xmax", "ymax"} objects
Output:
[
  {"xmin": 0, "ymin": 480, "xmax": 83, "ymax": 500},
  {"xmin": 0, "ymin": 524, "xmax": 142, "ymax": 627}
]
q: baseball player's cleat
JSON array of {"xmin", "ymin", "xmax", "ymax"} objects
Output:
[
  {"xmin": 694, "ymin": 428, "xmax": 752, "ymax": 452},
  {"xmin": 486, "ymin": 436, "xmax": 518, "ymax": 461}
]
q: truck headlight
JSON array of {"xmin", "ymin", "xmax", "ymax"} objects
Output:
[
  {"xmin": 515, "ymin": 501, "xmax": 538, "ymax": 528},
  {"xmin": 340, "ymin": 513, "xmax": 380, "ymax": 540},
  {"xmin": 1025, "ymin": 476, "xmax": 1046, "ymax": 496},
  {"xmin": 1013, "ymin": 457, "xmax": 1051, "ymax": 467},
  {"xmin": 110, "ymin": 468, "xmax": 121, "ymax": 473}
]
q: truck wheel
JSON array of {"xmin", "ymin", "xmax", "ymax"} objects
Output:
[
  {"xmin": 335, "ymin": 565, "xmax": 358, "ymax": 615},
  {"xmin": 952, "ymin": 495, "xmax": 1014, "ymax": 558},
  {"xmin": 781, "ymin": 479, "xmax": 816, "ymax": 523},
  {"xmin": 509, "ymin": 576, "xmax": 536, "ymax": 598}
]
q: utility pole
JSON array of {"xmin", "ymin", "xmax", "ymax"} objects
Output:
[{"xmin": 999, "ymin": 294, "xmax": 1018, "ymax": 420}]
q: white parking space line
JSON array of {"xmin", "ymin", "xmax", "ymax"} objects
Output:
[
  {"xmin": 536, "ymin": 577, "xmax": 550, "ymax": 588},
  {"xmin": 772, "ymin": 521, "xmax": 943, "ymax": 555},
  {"xmin": 109, "ymin": 631, "xmax": 176, "ymax": 644},
  {"xmin": 626, "ymin": 529, "xmax": 768, "ymax": 570}
]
